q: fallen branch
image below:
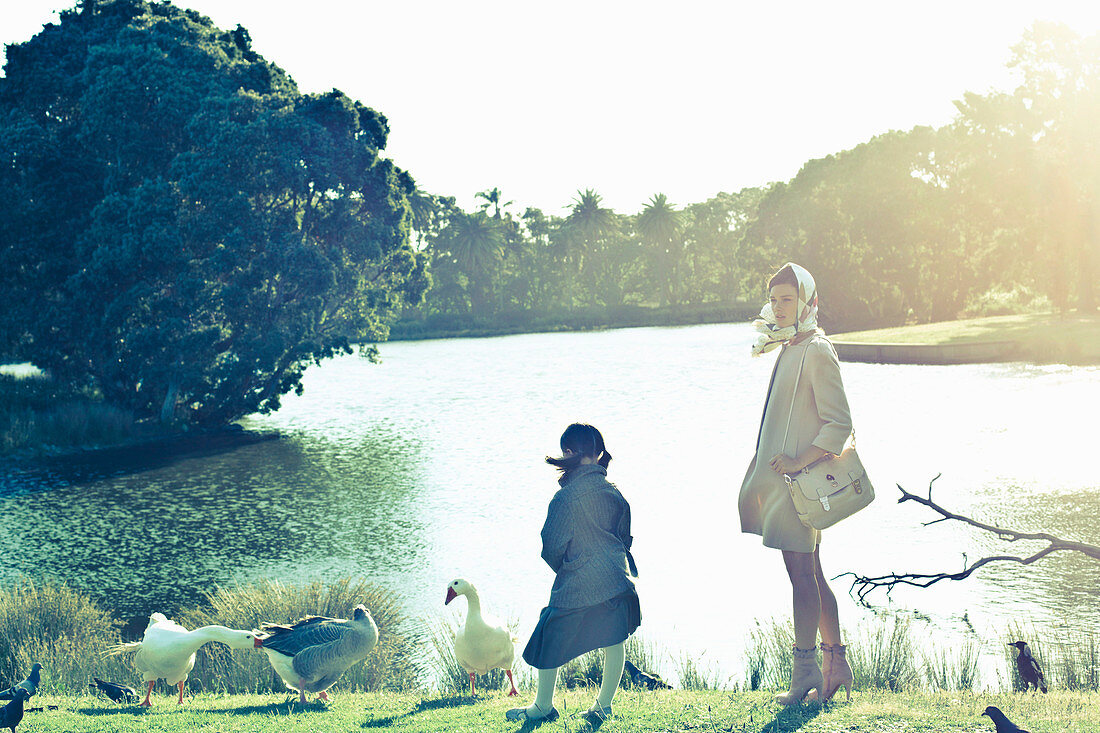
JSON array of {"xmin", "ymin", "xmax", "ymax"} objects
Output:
[{"xmin": 838, "ymin": 473, "xmax": 1100, "ymax": 606}]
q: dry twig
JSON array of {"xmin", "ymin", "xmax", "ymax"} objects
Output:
[{"xmin": 838, "ymin": 474, "xmax": 1100, "ymax": 606}]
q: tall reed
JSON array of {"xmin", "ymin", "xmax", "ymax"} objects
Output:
[
  {"xmin": 846, "ymin": 614, "xmax": 919, "ymax": 692},
  {"xmin": 742, "ymin": 618, "xmax": 793, "ymax": 691},
  {"xmin": 921, "ymin": 639, "xmax": 981, "ymax": 691},
  {"xmin": 0, "ymin": 579, "xmax": 131, "ymax": 695}
]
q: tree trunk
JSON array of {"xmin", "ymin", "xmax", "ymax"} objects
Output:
[{"xmin": 160, "ymin": 378, "xmax": 179, "ymax": 424}]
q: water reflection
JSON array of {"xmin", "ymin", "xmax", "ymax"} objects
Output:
[{"xmin": 0, "ymin": 426, "xmax": 428, "ymax": 617}]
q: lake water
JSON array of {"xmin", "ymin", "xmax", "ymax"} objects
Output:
[{"xmin": 1, "ymin": 323, "xmax": 1097, "ymax": 687}]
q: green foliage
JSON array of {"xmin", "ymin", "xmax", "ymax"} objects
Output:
[
  {"xmin": 403, "ymin": 24, "xmax": 1098, "ymax": 337},
  {"xmin": 959, "ymin": 284, "xmax": 1054, "ymax": 318},
  {"xmin": 0, "ymin": 0, "xmax": 427, "ymax": 427}
]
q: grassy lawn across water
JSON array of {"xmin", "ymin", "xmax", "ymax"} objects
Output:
[
  {"xmin": 831, "ymin": 312, "xmax": 1100, "ymax": 364},
  {"xmin": 17, "ymin": 689, "xmax": 1100, "ymax": 732}
]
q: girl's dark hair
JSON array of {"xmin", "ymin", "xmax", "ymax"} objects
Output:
[
  {"xmin": 768, "ymin": 264, "xmax": 798, "ymax": 291},
  {"xmin": 546, "ymin": 423, "xmax": 612, "ymax": 473}
]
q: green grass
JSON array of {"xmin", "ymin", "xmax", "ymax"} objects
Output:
[
  {"xmin": 19, "ymin": 689, "xmax": 1100, "ymax": 732},
  {"xmin": 832, "ymin": 312, "xmax": 1100, "ymax": 363}
]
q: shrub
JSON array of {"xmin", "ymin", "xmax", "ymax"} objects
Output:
[{"xmin": 959, "ymin": 284, "xmax": 1052, "ymax": 318}]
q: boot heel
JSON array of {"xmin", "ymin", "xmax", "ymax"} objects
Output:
[{"xmin": 822, "ymin": 643, "xmax": 853, "ymax": 703}]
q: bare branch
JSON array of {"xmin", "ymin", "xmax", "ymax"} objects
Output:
[{"xmin": 844, "ymin": 475, "xmax": 1100, "ymax": 606}]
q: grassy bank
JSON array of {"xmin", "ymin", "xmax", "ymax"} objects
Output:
[
  {"xmin": 389, "ymin": 302, "xmax": 759, "ymax": 341},
  {"xmin": 18, "ymin": 689, "xmax": 1100, "ymax": 732},
  {"xmin": 832, "ymin": 312, "xmax": 1100, "ymax": 364},
  {"xmin": 0, "ymin": 372, "xmax": 164, "ymax": 458}
]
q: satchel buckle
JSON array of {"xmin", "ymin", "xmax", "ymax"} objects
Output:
[
  {"xmin": 818, "ymin": 492, "xmax": 831, "ymax": 512},
  {"xmin": 853, "ymin": 478, "xmax": 862, "ymax": 495}
]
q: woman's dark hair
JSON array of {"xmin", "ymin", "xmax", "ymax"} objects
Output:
[
  {"xmin": 546, "ymin": 423, "xmax": 612, "ymax": 473},
  {"xmin": 767, "ymin": 264, "xmax": 798, "ymax": 291}
]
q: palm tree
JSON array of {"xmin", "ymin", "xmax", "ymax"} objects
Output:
[
  {"xmin": 565, "ymin": 189, "xmax": 628, "ymax": 306},
  {"xmin": 636, "ymin": 193, "xmax": 683, "ymax": 306},
  {"xmin": 407, "ymin": 186, "xmax": 440, "ymax": 248},
  {"xmin": 475, "ymin": 187, "xmax": 513, "ymax": 220},
  {"xmin": 447, "ymin": 210, "xmax": 503, "ymax": 314},
  {"xmin": 566, "ymin": 188, "xmax": 615, "ymax": 266}
]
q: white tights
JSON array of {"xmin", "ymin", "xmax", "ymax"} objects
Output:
[{"xmin": 527, "ymin": 641, "xmax": 626, "ymax": 716}]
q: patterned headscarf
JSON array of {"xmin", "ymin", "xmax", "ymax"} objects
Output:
[{"xmin": 750, "ymin": 262, "xmax": 819, "ymax": 357}]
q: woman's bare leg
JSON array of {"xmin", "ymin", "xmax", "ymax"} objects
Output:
[
  {"xmin": 782, "ymin": 550, "xmax": 819, "ymax": 649},
  {"xmin": 814, "ymin": 545, "xmax": 841, "ymax": 645}
]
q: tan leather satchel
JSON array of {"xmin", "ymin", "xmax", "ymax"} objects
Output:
[{"xmin": 780, "ymin": 343, "xmax": 875, "ymax": 530}]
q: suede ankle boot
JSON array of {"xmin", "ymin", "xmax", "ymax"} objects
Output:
[
  {"xmin": 775, "ymin": 645, "xmax": 823, "ymax": 706},
  {"xmin": 821, "ymin": 643, "xmax": 853, "ymax": 702}
]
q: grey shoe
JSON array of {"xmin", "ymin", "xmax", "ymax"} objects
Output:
[
  {"xmin": 505, "ymin": 704, "xmax": 560, "ymax": 722},
  {"xmin": 584, "ymin": 704, "xmax": 612, "ymax": 721}
]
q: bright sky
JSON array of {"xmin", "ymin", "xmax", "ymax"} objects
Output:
[{"xmin": 3, "ymin": 1, "xmax": 1100, "ymax": 215}]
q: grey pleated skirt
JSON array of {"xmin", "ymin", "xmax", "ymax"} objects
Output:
[{"xmin": 522, "ymin": 588, "xmax": 641, "ymax": 670}]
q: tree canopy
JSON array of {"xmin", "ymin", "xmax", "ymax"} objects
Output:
[
  {"xmin": 400, "ymin": 23, "xmax": 1097, "ymax": 336},
  {"xmin": 0, "ymin": 0, "xmax": 428, "ymax": 425}
]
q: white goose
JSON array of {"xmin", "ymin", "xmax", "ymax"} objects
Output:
[
  {"xmin": 110, "ymin": 613, "xmax": 263, "ymax": 706},
  {"xmin": 259, "ymin": 604, "xmax": 378, "ymax": 703},
  {"xmin": 445, "ymin": 578, "xmax": 518, "ymax": 696}
]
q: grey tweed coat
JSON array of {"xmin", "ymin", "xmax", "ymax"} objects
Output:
[{"xmin": 540, "ymin": 464, "xmax": 639, "ymax": 610}]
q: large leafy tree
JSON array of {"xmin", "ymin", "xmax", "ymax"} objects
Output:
[
  {"xmin": 0, "ymin": 0, "xmax": 428, "ymax": 425},
  {"xmin": 953, "ymin": 22, "xmax": 1100, "ymax": 312}
]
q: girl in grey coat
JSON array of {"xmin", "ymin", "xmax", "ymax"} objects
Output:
[{"xmin": 506, "ymin": 423, "xmax": 640, "ymax": 723}]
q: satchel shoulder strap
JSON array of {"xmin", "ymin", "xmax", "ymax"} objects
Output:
[
  {"xmin": 780, "ymin": 344, "xmax": 811, "ymax": 455},
  {"xmin": 781, "ymin": 336, "xmax": 856, "ymax": 461}
]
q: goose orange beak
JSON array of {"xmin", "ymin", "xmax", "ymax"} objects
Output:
[{"xmin": 445, "ymin": 587, "xmax": 457, "ymax": 605}]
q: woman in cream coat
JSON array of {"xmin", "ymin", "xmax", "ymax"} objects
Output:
[{"xmin": 739, "ymin": 262, "xmax": 854, "ymax": 705}]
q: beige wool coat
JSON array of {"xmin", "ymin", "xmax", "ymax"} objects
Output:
[{"xmin": 738, "ymin": 334, "xmax": 853, "ymax": 553}]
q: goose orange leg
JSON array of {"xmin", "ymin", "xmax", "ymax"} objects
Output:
[
  {"xmin": 505, "ymin": 670, "xmax": 518, "ymax": 696},
  {"xmin": 297, "ymin": 681, "xmax": 308, "ymax": 704},
  {"xmin": 469, "ymin": 672, "xmax": 476, "ymax": 696},
  {"xmin": 140, "ymin": 681, "xmax": 154, "ymax": 707},
  {"xmin": 318, "ymin": 690, "xmax": 331, "ymax": 702},
  {"xmin": 176, "ymin": 681, "xmax": 185, "ymax": 704}
]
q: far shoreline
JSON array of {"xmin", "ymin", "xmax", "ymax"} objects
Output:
[{"xmin": 389, "ymin": 310, "xmax": 1100, "ymax": 366}]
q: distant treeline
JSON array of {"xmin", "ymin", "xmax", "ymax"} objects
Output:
[
  {"xmin": 403, "ymin": 22, "xmax": 1098, "ymax": 335},
  {"xmin": 0, "ymin": 2, "xmax": 1095, "ymax": 428}
]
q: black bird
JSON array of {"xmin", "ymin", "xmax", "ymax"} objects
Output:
[
  {"xmin": 624, "ymin": 660, "xmax": 672, "ymax": 690},
  {"xmin": 0, "ymin": 689, "xmax": 30, "ymax": 733},
  {"xmin": 0, "ymin": 664, "xmax": 41, "ymax": 701},
  {"xmin": 982, "ymin": 705, "xmax": 1029, "ymax": 733},
  {"xmin": 90, "ymin": 677, "xmax": 138, "ymax": 704},
  {"xmin": 1009, "ymin": 641, "xmax": 1048, "ymax": 693}
]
